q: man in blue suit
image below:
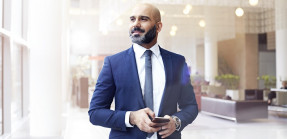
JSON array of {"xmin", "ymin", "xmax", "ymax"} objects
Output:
[{"xmin": 89, "ymin": 3, "xmax": 198, "ymax": 139}]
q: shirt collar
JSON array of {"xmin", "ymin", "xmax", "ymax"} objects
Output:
[{"xmin": 133, "ymin": 43, "xmax": 160, "ymax": 59}]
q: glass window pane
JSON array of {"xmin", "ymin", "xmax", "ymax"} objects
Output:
[
  {"xmin": 0, "ymin": 36, "xmax": 3, "ymax": 135},
  {"xmin": 0, "ymin": 0, "xmax": 2, "ymax": 27},
  {"xmin": 11, "ymin": 44, "xmax": 23, "ymax": 128},
  {"xmin": 11, "ymin": 0, "xmax": 23, "ymax": 36}
]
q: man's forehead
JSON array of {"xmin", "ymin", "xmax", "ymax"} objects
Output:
[{"xmin": 130, "ymin": 4, "xmax": 161, "ymax": 22}]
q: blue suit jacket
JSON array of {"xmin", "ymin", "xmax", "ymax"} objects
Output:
[{"xmin": 89, "ymin": 46, "xmax": 198, "ymax": 139}]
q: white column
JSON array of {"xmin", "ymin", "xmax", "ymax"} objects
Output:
[
  {"xmin": 61, "ymin": 0, "xmax": 70, "ymax": 106},
  {"xmin": 190, "ymin": 38, "xmax": 197, "ymax": 75},
  {"xmin": 204, "ymin": 33, "xmax": 218, "ymax": 83},
  {"xmin": 204, "ymin": 7, "xmax": 218, "ymax": 83},
  {"xmin": 275, "ymin": 0, "xmax": 287, "ymax": 88},
  {"xmin": 91, "ymin": 59, "xmax": 98, "ymax": 80},
  {"xmin": 28, "ymin": 0, "xmax": 63, "ymax": 136}
]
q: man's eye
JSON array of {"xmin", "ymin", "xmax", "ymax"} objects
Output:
[{"xmin": 130, "ymin": 18, "xmax": 135, "ymax": 22}]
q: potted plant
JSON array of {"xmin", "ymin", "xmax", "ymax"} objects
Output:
[
  {"xmin": 257, "ymin": 75, "xmax": 276, "ymax": 100},
  {"xmin": 257, "ymin": 75, "xmax": 276, "ymax": 89},
  {"xmin": 215, "ymin": 74, "xmax": 240, "ymax": 90},
  {"xmin": 215, "ymin": 74, "xmax": 240, "ymax": 100}
]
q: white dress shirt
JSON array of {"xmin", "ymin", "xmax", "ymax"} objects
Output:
[{"xmin": 125, "ymin": 43, "xmax": 166, "ymax": 139}]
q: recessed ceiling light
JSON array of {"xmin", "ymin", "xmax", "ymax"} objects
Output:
[
  {"xmin": 235, "ymin": 7, "xmax": 244, "ymax": 17},
  {"xmin": 171, "ymin": 25, "xmax": 178, "ymax": 31},
  {"xmin": 199, "ymin": 20, "xmax": 206, "ymax": 28},
  {"xmin": 170, "ymin": 30, "xmax": 176, "ymax": 36},
  {"xmin": 249, "ymin": 0, "xmax": 259, "ymax": 6}
]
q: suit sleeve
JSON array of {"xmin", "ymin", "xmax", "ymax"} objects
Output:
[
  {"xmin": 88, "ymin": 57, "xmax": 127, "ymax": 131},
  {"xmin": 173, "ymin": 60, "xmax": 198, "ymax": 132}
]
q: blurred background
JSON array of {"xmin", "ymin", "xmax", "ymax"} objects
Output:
[{"xmin": 1, "ymin": 0, "xmax": 287, "ymax": 139}]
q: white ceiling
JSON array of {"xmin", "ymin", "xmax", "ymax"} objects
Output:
[{"xmin": 69, "ymin": 0, "xmax": 275, "ymax": 55}]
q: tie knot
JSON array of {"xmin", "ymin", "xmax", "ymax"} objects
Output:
[{"xmin": 144, "ymin": 50, "xmax": 152, "ymax": 57}]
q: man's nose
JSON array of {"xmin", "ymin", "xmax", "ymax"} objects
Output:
[{"xmin": 132, "ymin": 19, "xmax": 141, "ymax": 28}]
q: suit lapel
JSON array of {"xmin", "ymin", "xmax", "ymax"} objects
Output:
[
  {"xmin": 126, "ymin": 46, "xmax": 145, "ymax": 108},
  {"xmin": 158, "ymin": 47, "xmax": 173, "ymax": 116}
]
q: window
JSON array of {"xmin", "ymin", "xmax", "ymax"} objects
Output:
[
  {"xmin": 0, "ymin": 0, "xmax": 3, "ymax": 135},
  {"xmin": 0, "ymin": 36, "xmax": 3, "ymax": 135},
  {"xmin": 0, "ymin": 0, "xmax": 2, "ymax": 28},
  {"xmin": 11, "ymin": 0, "xmax": 23, "ymax": 37},
  {"xmin": 0, "ymin": 0, "xmax": 28, "ymax": 135},
  {"xmin": 11, "ymin": 44, "xmax": 23, "ymax": 128}
]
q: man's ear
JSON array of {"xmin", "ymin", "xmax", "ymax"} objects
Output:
[{"xmin": 156, "ymin": 22, "xmax": 162, "ymax": 33}]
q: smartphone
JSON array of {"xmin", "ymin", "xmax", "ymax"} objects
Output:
[{"xmin": 152, "ymin": 117, "xmax": 170, "ymax": 123}]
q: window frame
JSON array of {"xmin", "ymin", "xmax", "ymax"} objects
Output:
[{"xmin": 0, "ymin": 0, "xmax": 29, "ymax": 136}]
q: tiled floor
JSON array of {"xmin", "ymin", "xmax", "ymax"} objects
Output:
[
  {"xmin": 63, "ymin": 108, "xmax": 109, "ymax": 139},
  {"xmin": 183, "ymin": 112, "xmax": 287, "ymax": 139},
  {"xmin": 64, "ymin": 107, "xmax": 287, "ymax": 139},
  {"xmin": 7, "ymin": 106, "xmax": 287, "ymax": 139}
]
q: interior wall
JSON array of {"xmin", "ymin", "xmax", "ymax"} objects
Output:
[
  {"xmin": 218, "ymin": 33, "xmax": 245, "ymax": 89},
  {"xmin": 218, "ymin": 33, "xmax": 259, "ymax": 100},
  {"xmin": 218, "ymin": 34, "xmax": 244, "ymax": 99},
  {"xmin": 245, "ymin": 34, "xmax": 259, "ymax": 89}
]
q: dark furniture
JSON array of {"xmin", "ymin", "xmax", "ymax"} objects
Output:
[
  {"xmin": 201, "ymin": 96, "xmax": 268, "ymax": 122},
  {"xmin": 77, "ymin": 77, "xmax": 89, "ymax": 108},
  {"xmin": 193, "ymin": 85, "xmax": 202, "ymax": 111},
  {"xmin": 245, "ymin": 89, "xmax": 264, "ymax": 100}
]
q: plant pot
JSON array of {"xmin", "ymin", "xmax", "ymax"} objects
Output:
[
  {"xmin": 263, "ymin": 89, "xmax": 270, "ymax": 101},
  {"xmin": 226, "ymin": 89, "xmax": 239, "ymax": 100}
]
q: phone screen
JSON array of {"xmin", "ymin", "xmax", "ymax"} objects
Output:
[{"xmin": 152, "ymin": 117, "xmax": 170, "ymax": 123}]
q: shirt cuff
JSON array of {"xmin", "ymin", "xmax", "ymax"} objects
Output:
[{"xmin": 125, "ymin": 111, "xmax": 134, "ymax": 127}]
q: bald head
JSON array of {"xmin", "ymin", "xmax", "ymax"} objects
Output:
[
  {"xmin": 132, "ymin": 3, "xmax": 161, "ymax": 22},
  {"xmin": 129, "ymin": 3, "xmax": 163, "ymax": 48}
]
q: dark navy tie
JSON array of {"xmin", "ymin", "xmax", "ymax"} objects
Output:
[
  {"xmin": 144, "ymin": 50, "xmax": 153, "ymax": 111},
  {"xmin": 144, "ymin": 50, "xmax": 154, "ymax": 138}
]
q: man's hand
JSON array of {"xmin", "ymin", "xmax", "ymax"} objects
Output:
[
  {"xmin": 130, "ymin": 108, "xmax": 161, "ymax": 133},
  {"xmin": 158, "ymin": 115, "xmax": 176, "ymax": 138}
]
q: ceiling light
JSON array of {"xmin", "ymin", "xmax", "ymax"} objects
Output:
[
  {"xmin": 170, "ymin": 31, "xmax": 176, "ymax": 36},
  {"xmin": 183, "ymin": 4, "xmax": 192, "ymax": 15},
  {"xmin": 171, "ymin": 25, "xmax": 178, "ymax": 31},
  {"xmin": 199, "ymin": 20, "xmax": 206, "ymax": 28},
  {"xmin": 235, "ymin": 7, "xmax": 244, "ymax": 17},
  {"xmin": 160, "ymin": 10, "xmax": 165, "ymax": 16},
  {"xmin": 183, "ymin": 9, "xmax": 190, "ymax": 15},
  {"xmin": 249, "ymin": 0, "xmax": 259, "ymax": 6},
  {"xmin": 185, "ymin": 4, "xmax": 192, "ymax": 10}
]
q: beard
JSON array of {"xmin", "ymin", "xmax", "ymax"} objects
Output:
[{"xmin": 129, "ymin": 25, "xmax": 157, "ymax": 45}]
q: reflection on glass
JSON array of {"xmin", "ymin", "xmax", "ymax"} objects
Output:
[{"xmin": 11, "ymin": 44, "xmax": 23, "ymax": 129}]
